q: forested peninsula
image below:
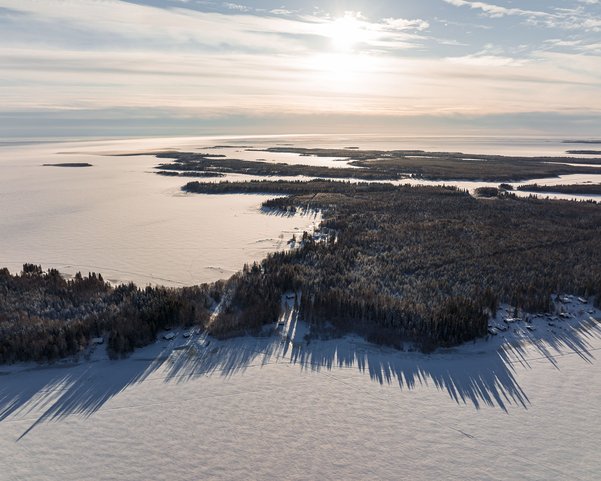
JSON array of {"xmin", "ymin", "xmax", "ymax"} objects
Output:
[
  {"xmin": 3, "ymin": 147, "xmax": 601, "ymax": 364},
  {"xmin": 2, "ymin": 180, "xmax": 600, "ymax": 363}
]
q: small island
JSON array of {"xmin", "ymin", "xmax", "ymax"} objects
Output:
[
  {"xmin": 43, "ymin": 162, "xmax": 93, "ymax": 168},
  {"xmin": 566, "ymin": 150, "xmax": 601, "ymax": 155}
]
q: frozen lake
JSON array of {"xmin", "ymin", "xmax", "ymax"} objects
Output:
[
  {"xmin": 1, "ymin": 135, "xmax": 601, "ymax": 480},
  {"xmin": 0, "ymin": 136, "xmax": 601, "ymax": 286},
  {"xmin": 1, "ymin": 300, "xmax": 600, "ymax": 481},
  {"xmin": 1, "ymin": 135, "xmax": 600, "ymax": 286},
  {"xmin": 0, "ymin": 138, "xmax": 321, "ymax": 286}
]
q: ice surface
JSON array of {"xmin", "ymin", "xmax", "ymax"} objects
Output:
[
  {"xmin": 0, "ymin": 302, "xmax": 600, "ymax": 480},
  {"xmin": 1, "ymin": 135, "xmax": 598, "ymax": 288},
  {"xmin": 0, "ymin": 139, "xmax": 320, "ymax": 286},
  {"xmin": 1, "ymin": 135, "xmax": 601, "ymax": 480}
]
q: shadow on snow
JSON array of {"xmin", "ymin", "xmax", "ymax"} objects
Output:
[{"xmin": 1, "ymin": 309, "xmax": 600, "ymax": 439}]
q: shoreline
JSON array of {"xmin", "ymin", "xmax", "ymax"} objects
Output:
[
  {"xmin": 2, "ymin": 139, "xmax": 601, "ymax": 365},
  {"xmin": 1, "ymin": 294, "xmax": 599, "ymax": 409}
]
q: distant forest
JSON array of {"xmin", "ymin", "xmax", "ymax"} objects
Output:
[
  {"xmin": 2, "ymin": 181, "xmax": 600, "ymax": 363},
  {"xmin": 517, "ymin": 183, "xmax": 601, "ymax": 195},
  {"xmin": 147, "ymin": 147, "xmax": 601, "ymax": 182}
]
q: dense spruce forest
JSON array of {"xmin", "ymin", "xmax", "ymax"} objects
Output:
[
  {"xmin": 0, "ymin": 265, "xmax": 218, "ymax": 363},
  {"xmin": 183, "ymin": 179, "xmax": 401, "ymax": 196},
  {"xmin": 517, "ymin": 183, "xmax": 601, "ymax": 195},
  {"xmin": 203, "ymin": 181, "xmax": 601, "ymax": 350}
]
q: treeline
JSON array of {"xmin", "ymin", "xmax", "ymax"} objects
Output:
[
  {"xmin": 157, "ymin": 170, "xmax": 225, "ymax": 178},
  {"xmin": 0, "ymin": 265, "xmax": 217, "ymax": 363},
  {"xmin": 517, "ymin": 183, "xmax": 601, "ymax": 195},
  {"xmin": 183, "ymin": 179, "xmax": 401, "ymax": 195},
  {"xmin": 204, "ymin": 182, "xmax": 601, "ymax": 350},
  {"xmin": 565, "ymin": 150, "xmax": 601, "ymax": 155}
]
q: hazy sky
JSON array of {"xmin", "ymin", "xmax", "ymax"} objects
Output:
[{"xmin": 1, "ymin": 0, "xmax": 600, "ymax": 137}]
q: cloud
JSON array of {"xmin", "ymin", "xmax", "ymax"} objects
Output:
[
  {"xmin": 383, "ymin": 17, "xmax": 430, "ymax": 31},
  {"xmin": 0, "ymin": 0, "xmax": 600, "ymax": 135},
  {"xmin": 222, "ymin": 2, "xmax": 251, "ymax": 13},
  {"xmin": 443, "ymin": 0, "xmax": 601, "ymax": 31},
  {"xmin": 0, "ymin": 1, "xmax": 430, "ymax": 54},
  {"xmin": 269, "ymin": 8, "xmax": 295, "ymax": 16},
  {"xmin": 2, "ymin": 38, "xmax": 599, "ymax": 119},
  {"xmin": 442, "ymin": 0, "xmax": 548, "ymax": 19},
  {"xmin": 446, "ymin": 54, "xmax": 523, "ymax": 67}
]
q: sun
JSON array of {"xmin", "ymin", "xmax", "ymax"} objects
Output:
[
  {"xmin": 329, "ymin": 13, "xmax": 364, "ymax": 51},
  {"xmin": 303, "ymin": 11, "xmax": 381, "ymax": 95}
]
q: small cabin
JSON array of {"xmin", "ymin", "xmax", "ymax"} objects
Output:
[{"xmin": 91, "ymin": 337, "xmax": 104, "ymax": 345}]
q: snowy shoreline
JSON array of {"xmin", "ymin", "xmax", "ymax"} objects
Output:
[
  {"xmin": 2, "ymin": 293, "xmax": 599, "ymax": 406},
  {"xmin": 1, "ymin": 293, "xmax": 600, "ymax": 480}
]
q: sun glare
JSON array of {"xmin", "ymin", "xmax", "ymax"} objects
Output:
[
  {"xmin": 329, "ymin": 14, "xmax": 365, "ymax": 51},
  {"xmin": 310, "ymin": 13, "xmax": 379, "ymax": 91},
  {"xmin": 306, "ymin": 52, "xmax": 381, "ymax": 94}
]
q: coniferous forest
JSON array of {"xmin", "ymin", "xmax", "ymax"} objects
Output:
[
  {"xmin": 517, "ymin": 183, "xmax": 601, "ymax": 195},
  {"xmin": 1, "ymin": 181, "xmax": 600, "ymax": 362},
  {"xmin": 205, "ymin": 181, "xmax": 601, "ymax": 350},
  {"xmin": 0, "ymin": 266, "xmax": 217, "ymax": 363},
  {"xmin": 145, "ymin": 147, "xmax": 601, "ymax": 182}
]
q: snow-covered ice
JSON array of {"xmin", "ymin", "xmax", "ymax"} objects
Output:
[
  {"xmin": 1, "ymin": 135, "xmax": 601, "ymax": 479},
  {"xmin": 1, "ymin": 299, "xmax": 600, "ymax": 480}
]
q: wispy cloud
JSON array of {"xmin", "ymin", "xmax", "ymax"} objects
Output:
[
  {"xmin": 443, "ymin": 0, "xmax": 601, "ymax": 31},
  {"xmin": 222, "ymin": 2, "xmax": 251, "ymax": 12},
  {"xmin": 443, "ymin": 0, "xmax": 549, "ymax": 19},
  {"xmin": 0, "ymin": 1, "xmax": 429, "ymax": 54},
  {"xmin": 0, "ymin": 0, "xmax": 600, "ymax": 135}
]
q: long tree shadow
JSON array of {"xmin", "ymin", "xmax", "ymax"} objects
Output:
[
  {"xmin": 0, "ymin": 346, "xmax": 174, "ymax": 439},
  {"xmin": 1, "ymin": 308, "xmax": 600, "ymax": 440}
]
